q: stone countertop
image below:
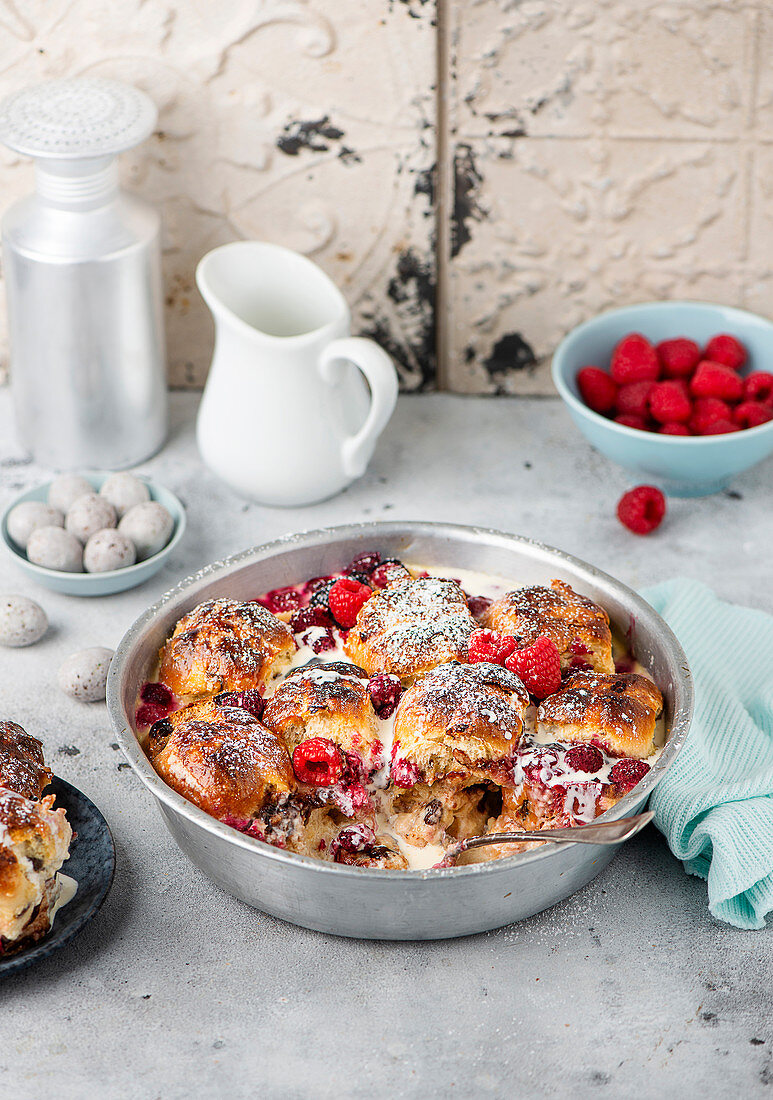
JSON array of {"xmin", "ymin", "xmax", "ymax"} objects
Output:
[{"xmin": 1, "ymin": 391, "xmax": 771, "ymax": 1099}]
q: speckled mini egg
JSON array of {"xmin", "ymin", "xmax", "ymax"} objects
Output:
[
  {"xmin": 0, "ymin": 595, "xmax": 48, "ymax": 647},
  {"xmin": 65, "ymin": 493, "xmax": 117, "ymax": 543},
  {"xmin": 27, "ymin": 526, "xmax": 84, "ymax": 572},
  {"xmin": 83, "ymin": 529, "xmax": 137, "ymax": 573},
  {"xmin": 57, "ymin": 646, "xmax": 114, "ymax": 702},
  {"xmin": 118, "ymin": 501, "xmax": 173, "ymax": 560},
  {"xmin": 7, "ymin": 501, "xmax": 64, "ymax": 549},
  {"xmin": 99, "ymin": 472, "xmax": 151, "ymax": 518},
  {"xmin": 48, "ymin": 474, "xmax": 94, "ymax": 515}
]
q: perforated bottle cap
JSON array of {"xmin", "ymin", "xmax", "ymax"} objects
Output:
[{"xmin": 0, "ymin": 77, "xmax": 157, "ymax": 160}]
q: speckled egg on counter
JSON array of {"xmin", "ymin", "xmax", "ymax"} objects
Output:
[
  {"xmin": 27, "ymin": 526, "xmax": 84, "ymax": 572},
  {"xmin": 7, "ymin": 502, "xmax": 64, "ymax": 549},
  {"xmin": 65, "ymin": 494, "xmax": 117, "ymax": 543},
  {"xmin": 57, "ymin": 646, "xmax": 114, "ymax": 702},
  {"xmin": 118, "ymin": 501, "xmax": 173, "ymax": 560},
  {"xmin": 83, "ymin": 529, "xmax": 136, "ymax": 573},
  {"xmin": 47, "ymin": 474, "xmax": 94, "ymax": 515},
  {"xmin": 0, "ymin": 595, "xmax": 48, "ymax": 647},
  {"xmin": 99, "ymin": 472, "xmax": 150, "ymax": 518}
]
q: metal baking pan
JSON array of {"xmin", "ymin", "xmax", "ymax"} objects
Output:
[{"xmin": 107, "ymin": 522, "xmax": 693, "ymax": 940}]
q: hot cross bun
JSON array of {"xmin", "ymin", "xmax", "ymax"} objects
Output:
[{"xmin": 0, "ymin": 721, "xmax": 52, "ymax": 800}]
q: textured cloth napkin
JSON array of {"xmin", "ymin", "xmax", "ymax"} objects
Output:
[{"xmin": 641, "ymin": 578, "xmax": 773, "ymax": 930}]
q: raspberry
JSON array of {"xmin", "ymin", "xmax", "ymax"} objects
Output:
[
  {"xmin": 292, "ymin": 738, "xmax": 344, "ymax": 786},
  {"xmin": 467, "ymin": 594, "xmax": 492, "ymax": 619},
  {"xmin": 390, "ymin": 745, "xmax": 421, "ymax": 788},
  {"xmin": 616, "ymin": 381, "xmax": 653, "ymax": 418},
  {"xmin": 564, "ymin": 745, "xmax": 604, "ymax": 774},
  {"xmin": 743, "ymin": 372, "xmax": 773, "ymax": 404},
  {"xmin": 290, "ymin": 605, "xmax": 332, "ymax": 632},
  {"xmin": 344, "ymin": 551, "xmax": 381, "ymax": 576},
  {"xmin": 690, "ymin": 396, "xmax": 732, "ymax": 435},
  {"xmin": 505, "ymin": 636, "xmax": 561, "ymax": 699},
  {"xmin": 467, "ymin": 629, "xmax": 517, "ymax": 666},
  {"xmin": 608, "ymin": 758, "xmax": 650, "ymax": 792},
  {"xmin": 140, "ymin": 681, "xmax": 175, "ymax": 709},
  {"xmin": 214, "ymin": 688, "xmax": 265, "ymax": 720},
  {"xmin": 577, "ymin": 367, "xmax": 618, "ymax": 414},
  {"xmin": 614, "ymin": 413, "xmax": 651, "ymax": 431},
  {"xmin": 368, "ymin": 673, "xmax": 403, "ymax": 719},
  {"xmin": 136, "ymin": 702, "xmax": 166, "ymax": 727},
  {"xmin": 610, "ymin": 333, "xmax": 660, "ymax": 384},
  {"xmin": 659, "ymin": 422, "xmax": 691, "ymax": 436},
  {"xmin": 302, "ymin": 627, "xmax": 336, "ymax": 653},
  {"xmin": 328, "ymin": 577, "xmax": 372, "ymax": 628},
  {"xmin": 656, "ymin": 337, "xmax": 701, "ymax": 378},
  {"xmin": 331, "ymin": 823, "xmax": 376, "ymax": 859},
  {"xmin": 703, "ymin": 334, "xmax": 746, "ymax": 371},
  {"xmin": 690, "ymin": 361, "xmax": 743, "ymax": 402},
  {"xmin": 264, "ymin": 585, "xmax": 302, "ymax": 614},
  {"xmin": 616, "ymin": 485, "xmax": 666, "ymax": 536},
  {"xmin": 648, "ymin": 379, "xmax": 692, "ymax": 424},
  {"xmin": 702, "ymin": 418, "xmax": 740, "ymax": 435},
  {"xmin": 733, "ymin": 401, "xmax": 773, "ymax": 429},
  {"xmin": 370, "ymin": 559, "xmax": 409, "ymax": 589}
]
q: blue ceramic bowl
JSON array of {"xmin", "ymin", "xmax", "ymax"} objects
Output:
[
  {"xmin": 552, "ymin": 301, "xmax": 773, "ymax": 496},
  {"xmin": 1, "ymin": 472, "xmax": 186, "ymax": 595}
]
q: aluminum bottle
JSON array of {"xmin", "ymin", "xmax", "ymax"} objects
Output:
[{"xmin": 0, "ymin": 78, "xmax": 167, "ymax": 469}]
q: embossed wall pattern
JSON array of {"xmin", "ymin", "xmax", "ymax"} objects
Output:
[{"xmin": 0, "ymin": 1, "xmax": 770, "ymax": 394}]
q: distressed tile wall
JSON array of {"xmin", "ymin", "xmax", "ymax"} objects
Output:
[{"xmin": 0, "ymin": 1, "xmax": 770, "ymax": 393}]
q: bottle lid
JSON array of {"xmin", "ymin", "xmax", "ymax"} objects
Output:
[{"xmin": 0, "ymin": 77, "xmax": 157, "ymax": 160}]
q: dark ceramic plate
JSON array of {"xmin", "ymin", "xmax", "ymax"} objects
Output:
[{"xmin": 0, "ymin": 776, "xmax": 115, "ymax": 977}]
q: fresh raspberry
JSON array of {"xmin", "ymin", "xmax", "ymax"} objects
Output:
[
  {"xmin": 264, "ymin": 585, "xmax": 302, "ymax": 614},
  {"xmin": 659, "ymin": 422, "xmax": 691, "ymax": 436},
  {"xmin": 214, "ymin": 688, "xmax": 265, "ymax": 720},
  {"xmin": 690, "ymin": 396, "xmax": 732, "ymax": 435},
  {"xmin": 703, "ymin": 334, "xmax": 746, "ymax": 371},
  {"xmin": 577, "ymin": 367, "xmax": 618, "ymax": 414},
  {"xmin": 609, "ymin": 758, "xmax": 650, "ymax": 792},
  {"xmin": 564, "ymin": 745, "xmax": 604, "ymax": 774},
  {"xmin": 616, "ymin": 485, "xmax": 666, "ymax": 536},
  {"xmin": 733, "ymin": 401, "xmax": 773, "ymax": 429},
  {"xmin": 467, "ymin": 594, "xmax": 493, "ymax": 619},
  {"xmin": 690, "ymin": 361, "xmax": 743, "ymax": 402},
  {"xmin": 656, "ymin": 337, "xmax": 701, "ymax": 378},
  {"xmin": 467, "ymin": 629, "xmax": 517, "ymax": 666},
  {"xmin": 610, "ymin": 333, "xmax": 660, "ymax": 384},
  {"xmin": 344, "ymin": 551, "xmax": 381, "ymax": 576},
  {"xmin": 648, "ymin": 379, "xmax": 692, "ymax": 424},
  {"xmin": 616, "ymin": 381, "xmax": 653, "ymax": 418},
  {"xmin": 614, "ymin": 413, "xmax": 651, "ymax": 431},
  {"xmin": 368, "ymin": 673, "xmax": 403, "ymax": 719},
  {"xmin": 140, "ymin": 681, "xmax": 175, "ymax": 710},
  {"xmin": 292, "ymin": 738, "xmax": 344, "ymax": 786},
  {"xmin": 290, "ymin": 605, "xmax": 332, "ymax": 632},
  {"xmin": 135, "ymin": 702, "xmax": 166, "ymax": 727},
  {"xmin": 505, "ymin": 636, "xmax": 562, "ymax": 699},
  {"xmin": 328, "ymin": 577, "xmax": 372, "ymax": 628},
  {"xmin": 743, "ymin": 372, "xmax": 773, "ymax": 404},
  {"xmin": 702, "ymin": 418, "xmax": 740, "ymax": 435},
  {"xmin": 370, "ymin": 559, "xmax": 409, "ymax": 589}
]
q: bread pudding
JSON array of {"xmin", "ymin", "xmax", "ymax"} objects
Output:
[{"xmin": 137, "ymin": 553, "xmax": 664, "ymax": 870}]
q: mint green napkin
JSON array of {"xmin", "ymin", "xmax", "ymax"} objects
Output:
[{"xmin": 641, "ymin": 579, "xmax": 773, "ymax": 930}]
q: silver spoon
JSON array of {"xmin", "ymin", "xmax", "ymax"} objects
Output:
[{"xmin": 436, "ymin": 810, "xmax": 655, "ymax": 867}]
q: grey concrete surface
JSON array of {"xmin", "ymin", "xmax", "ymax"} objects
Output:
[{"xmin": 1, "ymin": 390, "xmax": 771, "ymax": 1099}]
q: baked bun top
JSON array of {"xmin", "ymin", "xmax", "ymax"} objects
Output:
[
  {"xmin": 158, "ymin": 598, "xmax": 295, "ymax": 698},
  {"xmin": 393, "ymin": 661, "xmax": 530, "ymax": 783},
  {"xmin": 345, "ymin": 576, "xmax": 478, "ymax": 679},
  {"xmin": 483, "ymin": 579, "xmax": 614, "ymax": 674},
  {"xmin": 149, "ymin": 699, "xmax": 295, "ymax": 818},
  {"xmin": 537, "ymin": 671, "xmax": 663, "ymax": 759},
  {"xmin": 263, "ymin": 661, "xmax": 380, "ymax": 764},
  {"xmin": 0, "ymin": 721, "xmax": 52, "ymax": 800}
]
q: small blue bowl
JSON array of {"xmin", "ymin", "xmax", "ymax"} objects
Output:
[
  {"xmin": 1, "ymin": 472, "xmax": 186, "ymax": 595},
  {"xmin": 552, "ymin": 301, "xmax": 773, "ymax": 496}
]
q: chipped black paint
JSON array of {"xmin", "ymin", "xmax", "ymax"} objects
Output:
[
  {"xmin": 276, "ymin": 116, "xmax": 345, "ymax": 157},
  {"xmin": 483, "ymin": 333, "xmax": 537, "ymax": 376},
  {"xmin": 414, "ymin": 163, "xmax": 436, "ymax": 209},
  {"xmin": 452, "ymin": 144, "xmax": 485, "ymax": 258}
]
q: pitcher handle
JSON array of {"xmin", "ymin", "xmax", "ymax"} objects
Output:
[{"xmin": 319, "ymin": 337, "xmax": 398, "ymax": 478}]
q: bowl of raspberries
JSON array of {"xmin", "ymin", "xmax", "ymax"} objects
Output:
[{"xmin": 552, "ymin": 301, "xmax": 773, "ymax": 496}]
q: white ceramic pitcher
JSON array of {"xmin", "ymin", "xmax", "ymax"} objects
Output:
[{"xmin": 195, "ymin": 241, "xmax": 398, "ymax": 506}]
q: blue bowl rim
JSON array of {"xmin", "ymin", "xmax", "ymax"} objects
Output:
[
  {"xmin": 1, "ymin": 472, "xmax": 187, "ymax": 583},
  {"xmin": 552, "ymin": 299, "xmax": 773, "ymax": 446}
]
